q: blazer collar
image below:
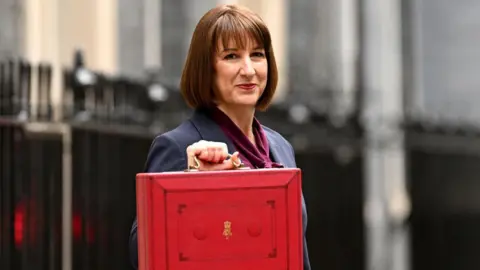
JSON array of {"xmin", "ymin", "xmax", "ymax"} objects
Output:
[{"xmin": 189, "ymin": 109, "xmax": 285, "ymax": 165}]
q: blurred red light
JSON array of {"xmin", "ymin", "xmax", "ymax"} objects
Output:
[
  {"xmin": 72, "ymin": 213, "xmax": 82, "ymax": 241},
  {"xmin": 14, "ymin": 202, "xmax": 25, "ymax": 248}
]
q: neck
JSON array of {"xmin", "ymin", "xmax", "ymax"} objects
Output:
[{"xmin": 217, "ymin": 104, "xmax": 255, "ymax": 137}]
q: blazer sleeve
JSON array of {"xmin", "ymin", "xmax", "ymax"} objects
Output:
[{"xmin": 129, "ymin": 134, "xmax": 186, "ymax": 269}]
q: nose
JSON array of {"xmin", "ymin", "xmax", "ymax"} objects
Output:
[{"xmin": 239, "ymin": 57, "xmax": 255, "ymax": 77}]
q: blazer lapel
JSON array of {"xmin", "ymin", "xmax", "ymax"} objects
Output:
[
  {"xmin": 264, "ymin": 129, "xmax": 294, "ymax": 168},
  {"xmin": 189, "ymin": 109, "xmax": 237, "ymax": 154}
]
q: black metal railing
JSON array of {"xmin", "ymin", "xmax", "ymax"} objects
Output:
[
  {"xmin": 70, "ymin": 128, "xmax": 151, "ymax": 270},
  {"xmin": 0, "ymin": 118, "xmax": 63, "ymax": 270}
]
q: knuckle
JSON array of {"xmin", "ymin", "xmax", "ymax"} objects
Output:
[
  {"xmin": 190, "ymin": 142, "xmax": 199, "ymax": 149},
  {"xmin": 216, "ymin": 143, "xmax": 227, "ymax": 152}
]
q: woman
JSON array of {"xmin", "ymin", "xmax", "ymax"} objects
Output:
[{"xmin": 129, "ymin": 4, "xmax": 311, "ymax": 269}]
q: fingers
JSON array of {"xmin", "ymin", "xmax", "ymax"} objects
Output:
[
  {"xmin": 212, "ymin": 146, "xmax": 227, "ymax": 163},
  {"xmin": 185, "ymin": 141, "xmax": 245, "ymax": 171},
  {"xmin": 186, "ymin": 140, "xmax": 230, "ymax": 169},
  {"xmin": 204, "ymin": 152, "xmax": 242, "ymax": 171}
]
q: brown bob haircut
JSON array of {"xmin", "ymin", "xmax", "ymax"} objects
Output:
[{"xmin": 180, "ymin": 4, "xmax": 278, "ymax": 111}]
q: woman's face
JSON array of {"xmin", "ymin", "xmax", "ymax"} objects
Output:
[{"xmin": 213, "ymin": 37, "xmax": 268, "ymax": 109}]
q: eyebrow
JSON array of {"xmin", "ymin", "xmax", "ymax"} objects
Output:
[{"xmin": 222, "ymin": 46, "xmax": 264, "ymax": 52}]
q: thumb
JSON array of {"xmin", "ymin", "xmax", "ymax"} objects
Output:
[
  {"xmin": 223, "ymin": 151, "xmax": 243, "ymax": 169},
  {"xmin": 229, "ymin": 152, "xmax": 242, "ymax": 167},
  {"xmin": 210, "ymin": 152, "xmax": 242, "ymax": 170},
  {"xmin": 198, "ymin": 152, "xmax": 247, "ymax": 171}
]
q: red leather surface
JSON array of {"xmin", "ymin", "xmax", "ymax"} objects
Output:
[{"xmin": 136, "ymin": 168, "xmax": 303, "ymax": 270}]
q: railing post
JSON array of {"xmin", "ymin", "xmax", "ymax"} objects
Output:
[{"xmin": 62, "ymin": 124, "xmax": 72, "ymax": 270}]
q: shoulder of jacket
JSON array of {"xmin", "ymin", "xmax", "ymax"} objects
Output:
[
  {"xmin": 262, "ymin": 125, "xmax": 292, "ymax": 148},
  {"xmin": 153, "ymin": 120, "xmax": 200, "ymax": 150}
]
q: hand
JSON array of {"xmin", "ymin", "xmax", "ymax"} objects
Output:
[{"xmin": 186, "ymin": 140, "xmax": 243, "ymax": 171}]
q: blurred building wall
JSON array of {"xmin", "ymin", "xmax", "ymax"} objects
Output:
[
  {"xmin": 1, "ymin": 0, "xmax": 357, "ymax": 108},
  {"xmin": 20, "ymin": 0, "xmax": 118, "ymax": 120},
  {"xmin": 288, "ymin": 0, "xmax": 359, "ymax": 119},
  {"xmin": 404, "ymin": 0, "xmax": 480, "ymax": 123},
  {"xmin": 0, "ymin": 0, "xmax": 24, "ymax": 59},
  {"xmin": 21, "ymin": 0, "xmax": 117, "ymax": 72},
  {"xmin": 117, "ymin": 0, "xmax": 145, "ymax": 78}
]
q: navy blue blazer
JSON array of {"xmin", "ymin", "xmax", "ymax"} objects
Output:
[{"xmin": 129, "ymin": 109, "xmax": 311, "ymax": 270}]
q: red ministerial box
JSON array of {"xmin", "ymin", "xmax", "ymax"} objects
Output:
[{"xmin": 136, "ymin": 168, "xmax": 303, "ymax": 270}]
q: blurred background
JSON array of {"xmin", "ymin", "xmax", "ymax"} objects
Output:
[{"xmin": 1, "ymin": 0, "xmax": 480, "ymax": 269}]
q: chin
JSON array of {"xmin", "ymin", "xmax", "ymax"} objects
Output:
[
  {"xmin": 234, "ymin": 98, "xmax": 259, "ymax": 107},
  {"xmin": 227, "ymin": 103, "xmax": 256, "ymax": 109}
]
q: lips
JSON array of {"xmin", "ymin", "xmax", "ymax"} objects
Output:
[{"xmin": 237, "ymin": 83, "xmax": 256, "ymax": 90}]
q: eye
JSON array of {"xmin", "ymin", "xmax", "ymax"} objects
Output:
[
  {"xmin": 224, "ymin": 54, "xmax": 238, "ymax": 60},
  {"xmin": 251, "ymin": 52, "xmax": 266, "ymax": 58}
]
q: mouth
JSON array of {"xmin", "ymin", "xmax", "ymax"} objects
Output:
[{"xmin": 237, "ymin": 83, "xmax": 257, "ymax": 90}]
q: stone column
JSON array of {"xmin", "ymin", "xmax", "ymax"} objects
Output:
[
  {"xmin": 117, "ymin": 0, "xmax": 143, "ymax": 77},
  {"xmin": 144, "ymin": 0, "xmax": 161, "ymax": 71},
  {"xmin": 0, "ymin": 0, "xmax": 24, "ymax": 58},
  {"xmin": 362, "ymin": 0, "xmax": 410, "ymax": 269}
]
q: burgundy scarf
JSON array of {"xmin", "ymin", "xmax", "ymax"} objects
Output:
[{"xmin": 209, "ymin": 107, "xmax": 283, "ymax": 169}]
